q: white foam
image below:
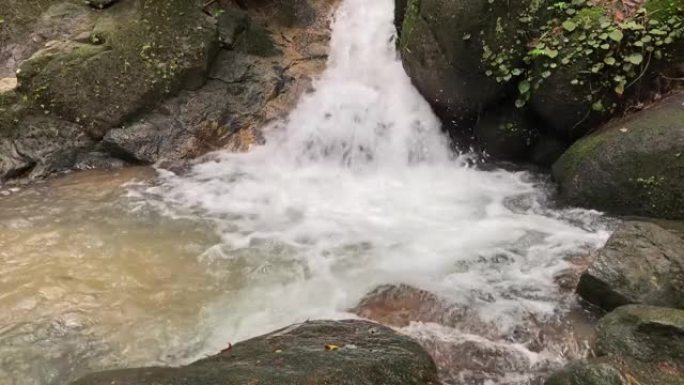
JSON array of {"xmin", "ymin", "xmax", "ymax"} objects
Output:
[{"xmin": 143, "ymin": 0, "xmax": 610, "ymax": 361}]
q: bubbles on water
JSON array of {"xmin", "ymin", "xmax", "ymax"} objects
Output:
[{"xmin": 141, "ymin": 3, "xmax": 612, "ymax": 382}]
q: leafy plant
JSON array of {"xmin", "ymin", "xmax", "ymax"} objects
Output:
[{"xmin": 482, "ymin": 0, "xmax": 684, "ymax": 111}]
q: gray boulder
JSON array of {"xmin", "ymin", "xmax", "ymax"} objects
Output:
[
  {"xmin": 70, "ymin": 320, "xmax": 439, "ymax": 385},
  {"xmin": 577, "ymin": 221, "xmax": 684, "ymax": 311}
]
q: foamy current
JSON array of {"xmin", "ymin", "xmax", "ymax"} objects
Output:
[{"xmin": 143, "ymin": 0, "xmax": 611, "ymax": 382}]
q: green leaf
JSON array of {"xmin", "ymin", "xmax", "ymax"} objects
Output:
[
  {"xmin": 562, "ymin": 20, "xmax": 577, "ymax": 32},
  {"xmin": 604, "ymin": 57, "xmax": 616, "ymax": 65},
  {"xmin": 626, "ymin": 53, "xmax": 643, "ymax": 65},
  {"xmin": 608, "ymin": 30, "xmax": 623, "ymax": 42},
  {"xmin": 518, "ymin": 79, "xmax": 531, "ymax": 94}
]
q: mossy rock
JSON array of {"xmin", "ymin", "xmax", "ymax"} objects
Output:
[
  {"xmin": 70, "ymin": 320, "xmax": 439, "ymax": 385},
  {"xmin": 15, "ymin": 0, "xmax": 219, "ymax": 138},
  {"xmin": 552, "ymin": 92, "xmax": 684, "ymax": 219},
  {"xmin": 399, "ymin": 0, "xmax": 542, "ymax": 128}
]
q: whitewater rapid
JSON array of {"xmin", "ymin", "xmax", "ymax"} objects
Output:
[{"xmin": 145, "ymin": 0, "xmax": 609, "ymax": 355}]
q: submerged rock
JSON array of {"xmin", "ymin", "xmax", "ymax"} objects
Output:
[
  {"xmin": 552, "ymin": 93, "xmax": 684, "ymax": 219},
  {"xmin": 577, "ymin": 221, "xmax": 684, "ymax": 311},
  {"xmin": 70, "ymin": 320, "xmax": 439, "ymax": 385}
]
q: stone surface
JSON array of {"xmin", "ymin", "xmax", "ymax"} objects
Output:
[
  {"xmin": 552, "ymin": 93, "xmax": 684, "ymax": 219},
  {"xmin": 595, "ymin": 305, "xmax": 684, "ymax": 363},
  {"xmin": 70, "ymin": 320, "xmax": 439, "ymax": 385},
  {"xmin": 472, "ymin": 104, "xmax": 540, "ymax": 161},
  {"xmin": 16, "ymin": 0, "xmax": 219, "ymax": 137},
  {"xmin": 577, "ymin": 221, "xmax": 684, "ymax": 311},
  {"xmin": 0, "ymin": 0, "xmax": 335, "ymax": 182},
  {"xmin": 545, "ymin": 305, "xmax": 684, "ymax": 385},
  {"xmin": 399, "ymin": 0, "xmax": 535, "ymax": 129}
]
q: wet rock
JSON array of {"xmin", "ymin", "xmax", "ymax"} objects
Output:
[
  {"xmin": 16, "ymin": 0, "xmax": 219, "ymax": 137},
  {"xmin": 595, "ymin": 305, "xmax": 684, "ymax": 363},
  {"xmin": 70, "ymin": 320, "xmax": 439, "ymax": 385},
  {"xmin": 352, "ymin": 284, "xmax": 459, "ymax": 327},
  {"xmin": 546, "ymin": 305, "xmax": 684, "ymax": 385},
  {"xmin": 351, "ymin": 284, "xmax": 494, "ymax": 336},
  {"xmin": 577, "ymin": 221, "xmax": 684, "ymax": 311},
  {"xmin": 0, "ymin": 114, "xmax": 95, "ymax": 181},
  {"xmin": 353, "ymin": 284, "xmax": 596, "ymax": 384},
  {"xmin": 399, "ymin": 0, "xmax": 538, "ymax": 129},
  {"xmin": 473, "ymin": 105, "xmax": 540, "ymax": 162},
  {"xmin": 552, "ymin": 93, "xmax": 684, "ymax": 219},
  {"xmin": 544, "ymin": 360, "xmax": 625, "ymax": 385}
]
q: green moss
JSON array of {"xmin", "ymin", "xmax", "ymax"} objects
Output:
[
  {"xmin": 400, "ymin": 0, "xmax": 421, "ymax": 49},
  {"xmin": 15, "ymin": 0, "xmax": 218, "ymax": 134}
]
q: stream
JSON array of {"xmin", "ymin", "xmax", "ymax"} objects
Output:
[{"xmin": 0, "ymin": 1, "xmax": 612, "ymax": 384}]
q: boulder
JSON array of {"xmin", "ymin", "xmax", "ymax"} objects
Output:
[
  {"xmin": 545, "ymin": 305, "xmax": 684, "ymax": 385},
  {"xmin": 399, "ymin": 0, "xmax": 539, "ymax": 129},
  {"xmin": 70, "ymin": 320, "xmax": 439, "ymax": 385},
  {"xmin": 16, "ymin": 0, "xmax": 219, "ymax": 137},
  {"xmin": 595, "ymin": 305, "xmax": 684, "ymax": 364},
  {"xmin": 552, "ymin": 93, "xmax": 684, "ymax": 219},
  {"xmin": 577, "ymin": 221, "xmax": 684, "ymax": 311},
  {"xmin": 0, "ymin": 114, "xmax": 96, "ymax": 180}
]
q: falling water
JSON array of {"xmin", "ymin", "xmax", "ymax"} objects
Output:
[{"xmin": 144, "ymin": 0, "xmax": 611, "ymax": 382}]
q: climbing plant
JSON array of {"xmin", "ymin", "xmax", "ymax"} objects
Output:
[{"xmin": 482, "ymin": 0, "xmax": 684, "ymax": 111}]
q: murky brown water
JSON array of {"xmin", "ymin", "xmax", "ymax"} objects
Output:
[{"xmin": 0, "ymin": 168, "xmax": 224, "ymax": 385}]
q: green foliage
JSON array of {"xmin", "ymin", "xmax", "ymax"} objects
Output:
[{"xmin": 482, "ymin": 0, "xmax": 684, "ymax": 110}]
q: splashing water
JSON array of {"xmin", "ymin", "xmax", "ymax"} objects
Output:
[{"xmin": 141, "ymin": 0, "xmax": 611, "ymax": 382}]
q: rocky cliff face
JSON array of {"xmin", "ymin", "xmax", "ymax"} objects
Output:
[
  {"xmin": 0, "ymin": 0, "xmax": 336, "ymax": 182},
  {"xmin": 396, "ymin": 0, "xmax": 684, "ymax": 219}
]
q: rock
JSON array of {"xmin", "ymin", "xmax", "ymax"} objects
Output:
[
  {"xmin": 552, "ymin": 93, "xmax": 684, "ymax": 219},
  {"xmin": 16, "ymin": 0, "xmax": 219, "ymax": 137},
  {"xmin": 473, "ymin": 104, "xmax": 540, "ymax": 161},
  {"xmin": 545, "ymin": 305, "xmax": 684, "ymax": 385},
  {"xmin": 70, "ymin": 320, "xmax": 439, "ymax": 385},
  {"xmin": 595, "ymin": 305, "xmax": 684, "ymax": 364},
  {"xmin": 353, "ymin": 284, "xmax": 597, "ymax": 385},
  {"xmin": 0, "ymin": 1, "xmax": 97, "ymax": 78},
  {"xmin": 0, "ymin": 114, "xmax": 95, "ymax": 181},
  {"xmin": 351, "ymin": 284, "xmax": 462, "ymax": 328},
  {"xmin": 577, "ymin": 221, "xmax": 684, "ymax": 311},
  {"xmin": 218, "ymin": 8, "xmax": 249, "ymax": 48},
  {"xmin": 544, "ymin": 360, "xmax": 626, "ymax": 385},
  {"xmin": 399, "ymin": 0, "xmax": 538, "ymax": 129}
]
